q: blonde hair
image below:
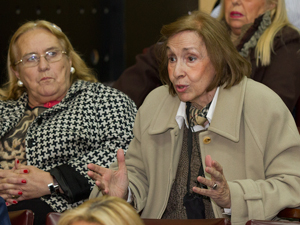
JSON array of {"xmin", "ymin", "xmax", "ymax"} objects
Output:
[
  {"xmin": 158, "ymin": 11, "xmax": 251, "ymax": 96},
  {"xmin": 218, "ymin": 0, "xmax": 300, "ymax": 66},
  {"xmin": 0, "ymin": 20, "xmax": 98, "ymax": 100},
  {"xmin": 58, "ymin": 196, "xmax": 144, "ymax": 225}
]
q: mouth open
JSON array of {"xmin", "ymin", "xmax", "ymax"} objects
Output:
[{"xmin": 175, "ymin": 85, "xmax": 188, "ymax": 93}]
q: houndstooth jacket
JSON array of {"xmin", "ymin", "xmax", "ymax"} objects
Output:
[{"xmin": 0, "ymin": 80, "xmax": 137, "ymax": 212}]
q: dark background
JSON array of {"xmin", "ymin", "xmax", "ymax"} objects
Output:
[{"xmin": 0, "ymin": 0, "xmax": 198, "ymax": 85}]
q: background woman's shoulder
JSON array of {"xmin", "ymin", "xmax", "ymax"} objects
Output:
[{"xmin": 273, "ymin": 26, "xmax": 300, "ymax": 49}]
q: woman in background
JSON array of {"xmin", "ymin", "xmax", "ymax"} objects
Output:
[{"xmin": 113, "ymin": 0, "xmax": 300, "ymax": 112}]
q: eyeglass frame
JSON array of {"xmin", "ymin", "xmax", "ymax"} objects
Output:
[{"xmin": 14, "ymin": 49, "xmax": 67, "ymax": 67}]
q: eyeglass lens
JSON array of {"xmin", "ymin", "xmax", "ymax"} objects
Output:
[{"xmin": 21, "ymin": 50, "xmax": 64, "ymax": 67}]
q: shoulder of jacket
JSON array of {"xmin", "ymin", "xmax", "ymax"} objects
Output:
[
  {"xmin": 141, "ymin": 85, "xmax": 175, "ymax": 108},
  {"xmin": 244, "ymin": 79, "xmax": 288, "ymax": 116},
  {"xmin": 273, "ymin": 26, "xmax": 300, "ymax": 48}
]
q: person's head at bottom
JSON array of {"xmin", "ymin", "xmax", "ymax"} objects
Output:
[{"xmin": 58, "ymin": 195, "xmax": 145, "ymax": 225}]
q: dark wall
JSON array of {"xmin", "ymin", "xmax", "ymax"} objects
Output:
[
  {"xmin": 0, "ymin": 0, "xmax": 198, "ymax": 86},
  {"xmin": 0, "ymin": 0, "xmax": 125, "ymax": 85},
  {"xmin": 124, "ymin": 0, "xmax": 198, "ymax": 68}
]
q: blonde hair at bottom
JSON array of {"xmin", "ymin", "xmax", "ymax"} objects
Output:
[{"xmin": 58, "ymin": 195, "xmax": 145, "ymax": 225}]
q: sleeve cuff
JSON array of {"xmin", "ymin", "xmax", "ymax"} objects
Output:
[{"xmin": 127, "ymin": 186, "xmax": 133, "ymax": 203}]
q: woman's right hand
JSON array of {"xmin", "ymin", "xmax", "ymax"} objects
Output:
[{"xmin": 87, "ymin": 148, "xmax": 129, "ymax": 199}]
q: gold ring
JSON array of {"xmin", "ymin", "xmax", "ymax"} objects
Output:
[{"xmin": 11, "ymin": 195, "xmax": 19, "ymax": 199}]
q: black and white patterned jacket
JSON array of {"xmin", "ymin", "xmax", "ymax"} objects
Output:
[{"xmin": 0, "ymin": 80, "xmax": 137, "ymax": 212}]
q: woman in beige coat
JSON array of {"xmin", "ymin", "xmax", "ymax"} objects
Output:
[{"xmin": 88, "ymin": 11, "xmax": 300, "ymax": 225}]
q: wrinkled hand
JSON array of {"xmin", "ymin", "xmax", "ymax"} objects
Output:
[
  {"xmin": 192, "ymin": 155, "xmax": 231, "ymax": 208},
  {"xmin": 87, "ymin": 148, "xmax": 129, "ymax": 199},
  {"xmin": 0, "ymin": 159, "xmax": 52, "ymax": 206}
]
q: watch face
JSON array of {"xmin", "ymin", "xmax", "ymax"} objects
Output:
[
  {"xmin": 48, "ymin": 183, "xmax": 56, "ymax": 195},
  {"xmin": 48, "ymin": 183, "xmax": 59, "ymax": 195}
]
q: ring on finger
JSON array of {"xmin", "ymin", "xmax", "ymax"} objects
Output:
[
  {"xmin": 11, "ymin": 195, "xmax": 19, "ymax": 199},
  {"xmin": 212, "ymin": 183, "xmax": 218, "ymax": 190}
]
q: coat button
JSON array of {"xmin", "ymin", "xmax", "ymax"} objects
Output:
[{"xmin": 203, "ymin": 137, "xmax": 211, "ymax": 144}]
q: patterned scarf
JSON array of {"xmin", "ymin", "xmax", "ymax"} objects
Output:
[{"xmin": 188, "ymin": 102, "xmax": 211, "ymax": 127}]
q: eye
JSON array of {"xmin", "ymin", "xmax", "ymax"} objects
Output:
[
  {"xmin": 188, "ymin": 56, "xmax": 197, "ymax": 62},
  {"xmin": 25, "ymin": 54, "xmax": 39, "ymax": 62},
  {"xmin": 168, "ymin": 56, "xmax": 176, "ymax": 63},
  {"xmin": 46, "ymin": 50, "xmax": 58, "ymax": 58}
]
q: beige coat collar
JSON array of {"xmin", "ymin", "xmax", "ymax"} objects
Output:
[{"xmin": 148, "ymin": 77, "xmax": 247, "ymax": 142}]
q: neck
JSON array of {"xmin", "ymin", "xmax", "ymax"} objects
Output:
[
  {"xmin": 230, "ymin": 31, "xmax": 240, "ymax": 46},
  {"xmin": 28, "ymin": 97, "xmax": 63, "ymax": 108}
]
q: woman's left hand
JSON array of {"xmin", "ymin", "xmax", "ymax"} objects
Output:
[
  {"xmin": 2, "ymin": 160, "xmax": 53, "ymax": 205},
  {"xmin": 192, "ymin": 155, "xmax": 231, "ymax": 208}
]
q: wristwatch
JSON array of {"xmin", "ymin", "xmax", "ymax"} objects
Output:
[{"xmin": 48, "ymin": 177, "xmax": 60, "ymax": 196}]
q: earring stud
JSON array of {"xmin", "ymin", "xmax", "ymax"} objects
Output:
[
  {"xmin": 17, "ymin": 80, "xmax": 23, "ymax": 87},
  {"xmin": 70, "ymin": 67, "xmax": 75, "ymax": 74}
]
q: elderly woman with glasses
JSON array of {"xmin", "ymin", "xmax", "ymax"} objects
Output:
[{"xmin": 0, "ymin": 20, "xmax": 136, "ymax": 225}]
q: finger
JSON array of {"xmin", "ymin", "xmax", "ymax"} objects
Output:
[
  {"xmin": 116, "ymin": 149, "xmax": 126, "ymax": 171},
  {"xmin": 14, "ymin": 158, "xmax": 20, "ymax": 169},
  {"xmin": 205, "ymin": 166, "xmax": 222, "ymax": 182},
  {"xmin": 0, "ymin": 189, "xmax": 23, "ymax": 197},
  {"xmin": 87, "ymin": 163, "xmax": 106, "ymax": 175},
  {"xmin": 6, "ymin": 198, "xmax": 19, "ymax": 205},
  {"xmin": 5, "ymin": 177, "xmax": 27, "ymax": 186},
  {"xmin": 192, "ymin": 186, "xmax": 212, "ymax": 197},
  {"xmin": 196, "ymin": 176, "xmax": 215, "ymax": 189},
  {"xmin": 211, "ymin": 160, "xmax": 224, "ymax": 174},
  {"xmin": 95, "ymin": 180, "xmax": 106, "ymax": 191},
  {"xmin": 205, "ymin": 155, "xmax": 212, "ymax": 167},
  {"xmin": 87, "ymin": 170, "xmax": 102, "ymax": 181},
  {"xmin": 13, "ymin": 168, "xmax": 29, "ymax": 174}
]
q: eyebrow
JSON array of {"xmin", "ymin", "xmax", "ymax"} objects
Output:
[
  {"xmin": 166, "ymin": 46, "xmax": 198, "ymax": 52},
  {"xmin": 23, "ymin": 46, "xmax": 60, "ymax": 56}
]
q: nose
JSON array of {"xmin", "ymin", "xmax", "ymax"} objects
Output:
[
  {"xmin": 38, "ymin": 55, "xmax": 50, "ymax": 71},
  {"xmin": 172, "ymin": 60, "xmax": 186, "ymax": 79},
  {"xmin": 231, "ymin": 0, "xmax": 241, "ymax": 5}
]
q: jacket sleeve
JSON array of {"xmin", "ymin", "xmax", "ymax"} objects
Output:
[
  {"xmin": 112, "ymin": 44, "xmax": 162, "ymax": 108},
  {"xmin": 50, "ymin": 165, "xmax": 90, "ymax": 204},
  {"xmin": 110, "ymin": 108, "xmax": 149, "ymax": 213},
  {"xmin": 55, "ymin": 86, "xmax": 137, "ymax": 204},
  {"xmin": 250, "ymin": 28, "xmax": 300, "ymax": 112},
  {"xmin": 228, "ymin": 93, "xmax": 300, "ymax": 224}
]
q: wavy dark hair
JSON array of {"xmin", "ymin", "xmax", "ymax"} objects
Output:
[{"xmin": 158, "ymin": 11, "xmax": 251, "ymax": 96}]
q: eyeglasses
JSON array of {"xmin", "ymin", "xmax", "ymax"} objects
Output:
[{"xmin": 14, "ymin": 49, "xmax": 67, "ymax": 68}]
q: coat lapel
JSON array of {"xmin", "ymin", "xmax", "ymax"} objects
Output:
[
  {"xmin": 148, "ymin": 90, "xmax": 181, "ymax": 135},
  {"xmin": 209, "ymin": 78, "xmax": 247, "ymax": 142}
]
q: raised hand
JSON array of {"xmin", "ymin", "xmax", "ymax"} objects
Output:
[
  {"xmin": 192, "ymin": 155, "xmax": 231, "ymax": 208},
  {"xmin": 87, "ymin": 148, "xmax": 129, "ymax": 199}
]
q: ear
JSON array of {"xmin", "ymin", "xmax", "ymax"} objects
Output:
[{"xmin": 10, "ymin": 66, "xmax": 20, "ymax": 80}]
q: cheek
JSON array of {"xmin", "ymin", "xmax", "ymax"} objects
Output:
[{"xmin": 167, "ymin": 66, "xmax": 173, "ymax": 80}]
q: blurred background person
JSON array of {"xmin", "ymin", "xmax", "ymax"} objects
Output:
[
  {"xmin": 58, "ymin": 195, "xmax": 145, "ymax": 225},
  {"xmin": 0, "ymin": 20, "xmax": 136, "ymax": 225},
  {"xmin": 217, "ymin": 0, "xmax": 300, "ymax": 112}
]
